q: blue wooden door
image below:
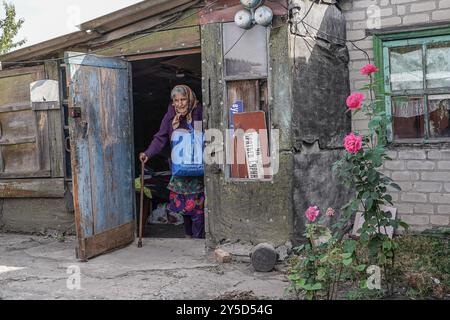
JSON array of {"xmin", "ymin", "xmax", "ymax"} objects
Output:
[{"xmin": 65, "ymin": 52, "xmax": 135, "ymax": 261}]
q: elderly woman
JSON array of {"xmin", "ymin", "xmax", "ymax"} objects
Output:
[{"xmin": 139, "ymin": 85, "xmax": 205, "ymax": 239}]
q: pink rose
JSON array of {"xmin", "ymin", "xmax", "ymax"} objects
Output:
[
  {"xmin": 305, "ymin": 206, "xmax": 320, "ymax": 222},
  {"xmin": 360, "ymin": 63, "xmax": 379, "ymax": 76},
  {"xmin": 346, "ymin": 93, "xmax": 365, "ymax": 110},
  {"xmin": 344, "ymin": 133, "xmax": 363, "ymax": 154},
  {"xmin": 185, "ymin": 200, "xmax": 195, "ymax": 212},
  {"xmin": 326, "ymin": 207, "xmax": 335, "ymax": 217}
]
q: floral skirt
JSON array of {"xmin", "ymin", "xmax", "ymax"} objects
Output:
[{"xmin": 167, "ymin": 191, "xmax": 205, "ymax": 216}]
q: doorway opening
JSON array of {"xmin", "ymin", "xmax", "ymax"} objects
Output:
[{"xmin": 131, "ymin": 52, "xmax": 203, "ymax": 239}]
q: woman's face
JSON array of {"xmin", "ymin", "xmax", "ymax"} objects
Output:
[{"xmin": 173, "ymin": 93, "xmax": 189, "ymax": 114}]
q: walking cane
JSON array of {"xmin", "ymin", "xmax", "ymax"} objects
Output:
[{"xmin": 137, "ymin": 159, "xmax": 145, "ymax": 248}]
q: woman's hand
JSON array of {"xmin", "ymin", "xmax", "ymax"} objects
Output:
[{"xmin": 139, "ymin": 153, "xmax": 149, "ymax": 163}]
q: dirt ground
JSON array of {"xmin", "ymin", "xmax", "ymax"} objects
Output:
[{"xmin": 0, "ymin": 233, "xmax": 293, "ymax": 300}]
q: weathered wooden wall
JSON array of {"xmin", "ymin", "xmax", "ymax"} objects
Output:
[
  {"xmin": 202, "ymin": 20, "xmax": 294, "ymax": 247},
  {"xmin": 0, "ymin": 62, "xmax": 72, "ymax": 234}
]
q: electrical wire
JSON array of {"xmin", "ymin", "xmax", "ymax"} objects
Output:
[
  {"xmin": 1, "ymin": 0, "xmax": 219, "ymax": 66},
  {"xmin": 288, "ymin": 0, "xmax": 372, "ymax": 65},
  {"xmin": 224, "ymin": 29, "xmax": 248, "ymax": 57}
]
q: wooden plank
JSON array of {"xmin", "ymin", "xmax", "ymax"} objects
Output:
[
  {"xmin": 125, "ymin": 47, "xmax": 201, "ymax": 61},
  {"xmin": 0, "ymin": 72, "xmax": 38, "ymax": 106},
  {"xmin": 48, "ymin": 110, "xmax": 65, "ymax": 177},
  {"xmin": 0, "ymin": 109, "xmax": 40, "ymax": 175},
  {"xmin": 89, "ymin": 6, "xmax": 199, "ymax": 46},
  {"xmin": 0, "ymin": 31, "xmax": 95, "ymax": 65},
  {"xmin": 0, "ymin": 65, "xmax": 45, "ymax": 79},
  {"xmin": 0, "ymin": 121, "xmax": 3, "ymax": 171},
  {"xmin": 227, "ymin": 80, "xmax": 260, "ymax": 178},
  {"xmin": 31, "ymin": 102, "xmax": 60, "ymax": 111},
  {"xmin": 79, "ymin": 0, "xmax": 194, "ymax": 33},
  {"xmin": 0, "ymin": 170, "xmax": 51, "ymax": 179},
  {"xmin": 0, "ymin": 178, "xmax": 64, "ymax": 198},
  {"xmin": 35, "ymin": 111, "xmax": 51, "ymax": 172},
  {"xmin": 45, "ymin": 61, "xmax": 65, "ymax": 178},
  {"xmin": 78, "ymin": 221, "xmax": 135, "ymax": 260},
  {"xmin": 227, "ymin": 80, "xmax": 260, "ymax": 112},
  {"xmin": 96, "ymin": 26, "xmax": 200, "ymax": 57},
  {"xmin": 65, "ymin": 52, "xmax": 129, "ymax": 69},
  {"xmin": 0, "ymin": 136, "xmax": 36, "ymax": 145},
  {"xmin": 0, "ymin": 102, "xmax": 31, "ymax": 113},
  {"xmin": 68, "ymin": 63, "xmax": 95, "ymax": 238}
]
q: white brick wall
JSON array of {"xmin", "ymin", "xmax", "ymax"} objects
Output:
[
  {"xmin": 381, "ymin": 148, "xmax": 450, "ymax": 230},
  {"xmin": 341, "ymin": 0, "xmax": 450, "ymax": 231}
]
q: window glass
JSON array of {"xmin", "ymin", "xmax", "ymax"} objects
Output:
[
  {"xmin": 429, "ymin": 95, "xmax": 450, "ymax": 138},
  {"xmin": 392, "ymin": 96, "xmax": 425, "ymax": 139},
  {"xmin": 223, "ymin": 23, "xmax": 268, "ymax": 78},
  {"xmin": 390, "ymin": 46, "xmax": 423, "ymax": 91},
  {"xmin": 426, "ymin": 41, "xmax": 450, "ymax": 89}
]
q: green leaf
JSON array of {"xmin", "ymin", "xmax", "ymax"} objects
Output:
[
  {"xmin": 360, "ymin": 279, "xmax": 368, "ymax": 289},
  {"xmin": 390, "ymin": 183, "xmax": 401, "ymax": 191},
  {"xmin": 398, "ymin": 220, "xmax": 409, "ymax": 230},
  {"xmin": 382, "ymin": 240, "xmax": 392, "ymax": 250},
  {"xmin": 343, "ymin": 258, "xmax": 353, "ymax": 266},
  {"xmin": 317, "ymin": 268, "xmax": 326, "ymax": 280},
  {"xmin": 341, "ymin": 252, "xmax": 353, "ymax": 259},
  {"xmin": 383, "ymin": 194, "xmax": 393, "ymax": 203},
  {"xmin": 365, "ymin": 197, "xmax": 373, "ymax": 210},
  {"xmin": 311, "ymin": 283, "xmax": 322, "ymax": 290},
  {"xmin": 355, "ymin": 264, "xmax": 366, "ymax": 272}
]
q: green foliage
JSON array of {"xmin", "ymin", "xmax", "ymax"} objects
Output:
[
  {"xmin": 1, "ymin": 1, "xmax": 25, "ymax": 54},
  {"xmin": 288, "ymin": 67, "xmax": 415, "ymax": 300},
  {"xmin": 288, "ymin": 221, "xmax": 365, "ymax": 300},
  {"xmin": 332, "ymin": 71, "xmax": 410, "ymax": 295}
]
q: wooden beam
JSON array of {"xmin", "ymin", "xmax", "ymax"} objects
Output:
[
  {"xmin": 0, "ymin": 32, "xmax": 97, "ymax": 65},
  {"xmin": 0, "ymin": 136, "xmax": 36, "ymax": 145},
  {"xmin": 0, "ymin": 178, "xmax": 64, "ymax": 198},
  {"xmin": 0, "ymin": 170, "xmax": 51, "ymax": 179},
  {"xmin": 0, "ymin": 65, "xmax": 45, "ymax": 78},
  {"xmin": 78, "ymin": 221, "xmax": 135, "ymax": 260},
  {"xmin": 0, "ymin": 102, "xmax": 31, "ymax": 113},
  {"xmin": 80, "ymin": 0, "xmax": 195, "ymax": 33},
  {"xmin": 88, "ymin": 6, "xmax": 199, "ymax": 46},
  {"xmin": 96, "ymin": 26, "xmax": 200, "ymax": 57},
  {"xmin": 125, "ymin": 47, "xmax": 201, "ymax": 61}
]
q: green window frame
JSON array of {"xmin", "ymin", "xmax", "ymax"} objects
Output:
[{"xmin": 374, "ymin": 27, "xmax": 450, "ymax": 143}]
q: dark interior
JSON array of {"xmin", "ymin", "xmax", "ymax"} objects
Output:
[{"xmin": 131, "ymin": 53, "xmax": 202, "ymax": 238}]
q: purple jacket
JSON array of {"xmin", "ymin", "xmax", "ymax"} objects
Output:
[{"xmin": 144, "ymin": 103, "xmax": 203, "ymax": 158}]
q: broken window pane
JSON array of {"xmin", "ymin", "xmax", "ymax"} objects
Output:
[
  {"xmin": 390, "ymin": 46, "xmax": 423, "ymax": 91},
  {"xmin": 426, "ymin": 42, "xmax": 450, "ymax": 89},
  {"xmin": 429, "ymin": 95, "xmax": 450, "ymax": 138},
  {"xmin": 392, "ymin": 96, "xmax": 425, "ymax": 139},
  {"xmin": 223, "ymin": 23, "xmax": 268, "ymax": 78}
]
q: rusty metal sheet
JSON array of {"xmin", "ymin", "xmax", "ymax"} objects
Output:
[{"xmin": 199, "ymin": 0, "xmax": 287, "ymax": 25}]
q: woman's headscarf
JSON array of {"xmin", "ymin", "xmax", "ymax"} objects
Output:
[{"xmin": 171, "ymin": 84, "xmax": 198, "ymax": 130}]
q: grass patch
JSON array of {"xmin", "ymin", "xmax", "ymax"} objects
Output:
[{"xmin": 287, "ymin": 233, "xmax": 449, "ymax": 300}]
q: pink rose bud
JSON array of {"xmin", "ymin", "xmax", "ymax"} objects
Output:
[
  {"xmin": 360, "ymin": 63, "xmax": 379, "ymax": 76},
  {"xmin": 326, "ymin": 207, "xmax": 335, "ymax": 217},
  {"xmin": 344, "ymin": 133, "xmax": 363, "ymax": 154},
  {"xmin": 346, "ymin": 93, "xmax": 365, "ymax": 110},
  {"xmin": 305, "ymin": 206, "xmax": 320, "ymax": 222}
]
